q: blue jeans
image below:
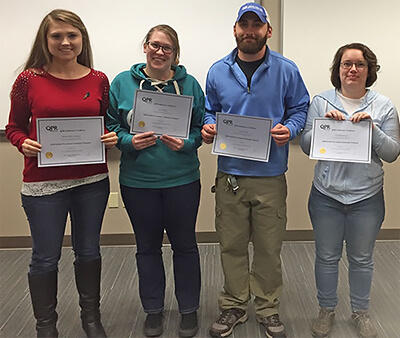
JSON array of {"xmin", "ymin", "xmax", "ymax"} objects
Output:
[
  {"xmin": 121, "ymin": 180, "xmax": 201, "ymax": 314},
  {"xmin": 21, "ymin": 178, "xmax": 110, "ymax": 275},
  {"xmin": 308, "ymin": 185, "xmax": 384, "ymax": 311}
]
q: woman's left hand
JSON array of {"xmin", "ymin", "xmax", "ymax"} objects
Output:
[
  {"xmin": 101, "ymin": 132, "xmax": 118, "ymax": 149},
  {"xmin": 350, "ymin": 112, "xmax": 375, "ymax": 129},
  {"xmin": 160, "ymin": 134, "xmax": 184, "ymax": 151}
]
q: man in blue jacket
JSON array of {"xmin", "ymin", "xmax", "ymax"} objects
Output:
[{"xmin": 202, "ymin": 3, "xmax": 309, "ymax": 338}]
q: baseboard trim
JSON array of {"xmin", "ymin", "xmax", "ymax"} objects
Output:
[{"xmin": 1, "ymin": 229, "xmax": 399, "ymax": 249}]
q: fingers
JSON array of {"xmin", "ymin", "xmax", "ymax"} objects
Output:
[
  {"xmin": 132, "ymin": 132, "xmax": 157, "ymax": 150},
  {"xmin": 22, "ymin": 139, "xmax": 42, "ymax": 157},
  {"xmin": 325, "ymin": 111, "xmax": 374, "ymax": 128},
  {"xmin": 160, "ymin": 135, "xmax": 184, "ymax": 151},
  {"xmin": 132, "ymin": 132, "xmax": 185, "ymax": 151},
  {"xmin": 270, "ymin": 124, "xmax": 290, "ymax": 146},
  {"xmin": 350, "ymin": 112, "xmax": 372, "ymax": 123},
  {"xmin": 101, "ymin": 132, "xmax": 118, "ymax": 149},
  {"xmin": 201, "ymin": 124, "xmax": 217, "ymax": 144},
  {"xmin": 272, "ymin": 137, "xmax": 289, "ymax": 146},
  {"xmin": 325, "ymin": 110, "xmax": 345, "ymax": 121}
]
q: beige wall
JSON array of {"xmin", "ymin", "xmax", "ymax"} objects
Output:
[
  {"xmin": 0, "ymin": 0, "xmax": 399, "ymax": 239},
  {"xmin": 1, "ymin": 136, "xmax": 399, "ymax": 238}
]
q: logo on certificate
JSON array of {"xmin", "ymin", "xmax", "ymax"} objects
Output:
[
  {"xmin": 138, "ymin": 121, "xmax": 145, "ymax": 128},
  {"xmin": 222, "ymin": 119, "xmax": 233, "ymax": 126},
  {"xmin": 219, "ymin": 143, "xmax": 227, "ymax": 150},
  {"xmin": 45, "ymin": 152, "xmax": 53, "ymax": 159},
  {"xmin": 320, "ymin": 124, "xmax": 331, "ymax": 131},
  {"xmin": 319, "ymin": 148, "xmax": 326, "ymax": 154}
]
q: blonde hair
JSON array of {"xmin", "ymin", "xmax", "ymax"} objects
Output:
[
  {"xmin": 24, "ymin": 9, "xmax": 93, "ymax": 70},
  {"xmin": 143, "ymin": 24, "xmax": 180, "ymax": 66}
]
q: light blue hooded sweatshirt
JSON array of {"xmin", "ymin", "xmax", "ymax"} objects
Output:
[{"xmin": 301, "ymin": 89, "xmax": 400, "ymax": 204}]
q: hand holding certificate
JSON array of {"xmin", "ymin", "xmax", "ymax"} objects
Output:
[
  {"xmin": 36, "ymin": 116, "xmax": 106, "ymax": 167},
  {"xmin": 212, "ymin": 113, "xmax": 273, "ymax": 162},
  {"xmin": 309, "ymin": 118, "xmax": 372, "ymax": 163},
  {"xmin": 130, "ymin": 89, "xmax": 193, "ymax": 139}
]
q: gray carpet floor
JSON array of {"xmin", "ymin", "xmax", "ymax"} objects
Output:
[{"xmin": 1, "ymin": 241, "xmax": 399, "ymax": 337}]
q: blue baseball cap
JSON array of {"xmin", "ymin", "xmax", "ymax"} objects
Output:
[{"xmin": 236, "ymin": 2, "xmax": 270, "ymax": 24}]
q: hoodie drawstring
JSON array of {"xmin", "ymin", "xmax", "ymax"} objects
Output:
[{"xmin": 139, "ymin": 78, "xmax": 181, "ymax": 95}]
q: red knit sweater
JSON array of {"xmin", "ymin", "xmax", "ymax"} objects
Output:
[{"xmin": 6, "ymin": 69, "xmax": 110, "ymax": 182}]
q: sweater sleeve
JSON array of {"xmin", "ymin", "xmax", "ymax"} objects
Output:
[
  {"xmin": 99, "ymin": 72, "xmax": 110, "ymax": 117},
  {"xmin": 372, "ymin": 102, "xmax": 400, "ymax": 163},
  {"xmin": 283, "ymin": 67, "xmax": 310, "ymax": 140},
  {"xmin": 5, "ymin": 71, "xmax": 32, "ymax": 154},
  {"xmin": 99, "ymin": 72, "xmax": 110, "ymax": 133}
]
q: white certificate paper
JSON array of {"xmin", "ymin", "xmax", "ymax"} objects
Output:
[
  {"xmin": 130, "ymin": 89, "xmax": 193, "ymax": 139},
  {"xmin": 310, "ymin": 118, "xmax": 372, "ymax": 163},
  {"xmin": 212, "ymin": 113, "xmax": 272, "ymax": 162},
  {"xmin": 36, "ymin": 116, "xmax": 105, "ymax": 167}
]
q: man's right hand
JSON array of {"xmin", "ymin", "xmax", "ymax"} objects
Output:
[{"xmin": 201, "ymin": 124, "xmax": 217, "ymax": 144}]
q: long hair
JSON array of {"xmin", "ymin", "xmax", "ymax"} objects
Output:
[
  {"xmin": 24, "ymin": 9, "xmax": 93, "ymax": 70},
  {"xmin": 143, "ymin": 24, "xmax": 180, "ymax": 66},
  {"xmin": 330, "ymin": 42, "xmax": 380, "ymax": 89}
]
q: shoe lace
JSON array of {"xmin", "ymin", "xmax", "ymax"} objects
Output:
[
  {"xmin": 218, "ymin": 309, "xmax": 236, "ymax": 324},
  {"xmin": 357, "ymin": 313, "xmax": 371, "ymax": 326},
  {"xmin": 319, "ymin": 309, "xmax": 333, "ymax": 320},
  {"xmin": 268, "ymin": 315, "xmax": 281, "ymax": 327}
]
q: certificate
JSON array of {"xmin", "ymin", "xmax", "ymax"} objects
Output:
[
  {"xmin": 212, "ymin": 113, "xmax": 272, "ymax": 162},
  {"xmin": 130, "ymin": 89, "xmax": 193, "ymax": 139},
  {"xmin": 36, "ymin": 116, "xmax": 105, "ymax": 167},
  {"xmin": 309, "ymin": 118, "xmax": 372, "ymax": 163}
]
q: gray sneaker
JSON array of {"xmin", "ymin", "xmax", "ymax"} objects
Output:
[
  {"xmin": 351, "ymin": 310, "xmax": 378, "ymax": 338},
  {"xmin": 312, "ymin": 308, "xmax": 335, "ymax": 338},
  {"xmin": 257, "ymin": 314, "xmax": 287, "ymax": 338},
  {"xmin": 209, "ymin": 308, "xmax": 248, "ymax": 337}
]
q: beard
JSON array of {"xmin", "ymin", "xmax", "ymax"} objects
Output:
[{"xmin": 236, "ymin": 33, "xmax": 268, "ymax": 54}]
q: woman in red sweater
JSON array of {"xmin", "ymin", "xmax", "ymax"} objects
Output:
[{"xmin": 5, "ymin": 9, "xmax": 117, "ymax": 338}]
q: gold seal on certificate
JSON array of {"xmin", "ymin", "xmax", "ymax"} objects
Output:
[
  {"xmin": 310, "ymin": 118, "xmax": 372, "ymax": 163},
  {"xmin": 130, "ymin": 89, "xmax": 193, "ymax": 139},
  {"xmin": 212, "ymin": 113, "xmax": 273, "ymax": 162},
  {"xmin": 36, "ymin": 116, "xmax": 106, "ymax": 167}
]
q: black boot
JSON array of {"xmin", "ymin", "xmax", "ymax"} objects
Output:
[
  {"xmin": 28, "ymin": 271, "xmax": 59, "ymax": 338},
  {"xmin": 74, "ymin": 258, "xmax": 107, "ymax": 338}
]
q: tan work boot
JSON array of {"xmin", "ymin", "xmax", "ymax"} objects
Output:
[
  {"xmin": 312, "ymin": 308, "xmax": 335, "ymax": 338},
  {"xmin": 351, "ymin": 310, "xmax": 378, "ymax": 338}
]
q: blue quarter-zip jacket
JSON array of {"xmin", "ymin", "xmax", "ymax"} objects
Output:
[
  {"xmin": 204, "ymin": 47, "xmax": 309, "ymax": 177},
  {"xmin": 301, "ymin": 89, "xmax": 400, "ymax": 204}
]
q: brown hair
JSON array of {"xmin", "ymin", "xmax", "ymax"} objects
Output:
[
  {"xmin": 330, "ymin": 42, "xmax": 380, "ymax": 89},
  {"xmin": 143, "ymin": 24, "xmax": 180, "ymax": 66},
  {"xmin": 24, "ymin": 9, "xmax": 93, "ymax": 70}
]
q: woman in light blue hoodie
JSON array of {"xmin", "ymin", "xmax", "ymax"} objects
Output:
[{"xmin": 301, "ymin": 43, "xmax": 399, "ymax": 338}]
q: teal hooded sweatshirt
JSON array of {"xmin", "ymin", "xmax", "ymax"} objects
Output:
[{"xmin": 107, "ymin": 63, "xmax": 205, "ymax": 188}]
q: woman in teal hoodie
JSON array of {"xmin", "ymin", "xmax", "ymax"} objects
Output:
[{"xmin": 107, "ymin": 25, "xmax": 204, "ymax": 338}]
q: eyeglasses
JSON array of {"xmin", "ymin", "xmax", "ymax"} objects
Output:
[
  {"xmin": 340, "ymin": 61, "xmax": 368, "ymax": 70},
  {"xmin": 146, "ymin": 41, "xmax": 175, "ymax": 54}
]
